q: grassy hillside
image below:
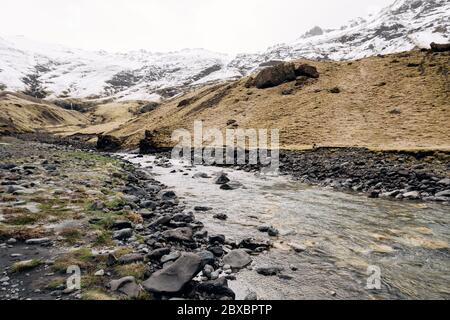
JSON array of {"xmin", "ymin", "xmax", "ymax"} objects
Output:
[
  {"xmin": 110, "ymin": 49, "xmax": 450, "ymax": 151},
  {"xmin": 0, "ymin": 92, "xmax": 89, "ymax": 134}
]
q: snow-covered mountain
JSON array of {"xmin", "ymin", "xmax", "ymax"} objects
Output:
[
  {"xmin": 0, "ymin": 0, "xmax": 448, "ymax": 101},
  {"xmin": 229, "ymin": 0, "xmax": 449, "ymax": 73}
]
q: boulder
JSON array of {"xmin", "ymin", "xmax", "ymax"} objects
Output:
[
  {"xmin": 109, "ymin": 276, "xmax": 141, "ymax": 299},
  {"xmin": 139, "ymin": 130, "xmax": 158, "ymax": 154},
  {"xmin": 254, "ymin": 63, "xmax": 296, "ymax": 89},
  {"xmin": 96, "ymin": 135, "xmax": 122, "ymax": 151},
  {"xmin": 295, "ymin": 64, "xmax": 319, "ymax": 78},
  {"xmin": 142, "ymin": 253, "xmax": 202, "ymax": 294},
  {"xmin": 430, "ymin": 42, "xmax": 450, "ymax": 52},
  {"xmin": 223, "ymin": 249, "xmax": 252, "ymax": 269},
  {"xmin": 197, "ymin": 250, "xmax": 216, "ymax": 267}
]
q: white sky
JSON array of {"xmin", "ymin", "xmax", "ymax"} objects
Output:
[{"xmin": 0, "ymin": 0, "xmax": 394, "ymax": 54}]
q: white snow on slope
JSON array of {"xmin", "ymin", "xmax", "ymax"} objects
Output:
[{"xmin": 0, "ymin": 0, "xmax": 448, "ymax": 101}]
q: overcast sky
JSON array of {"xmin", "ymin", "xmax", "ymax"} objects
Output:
[{"xmin": 1, "ymin": 0, "xmax": 394, "ymax": 54}]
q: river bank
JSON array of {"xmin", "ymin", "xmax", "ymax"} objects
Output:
[{"xmin": 0, "ymin": 137, "xmax": 254, "ymax": 300}]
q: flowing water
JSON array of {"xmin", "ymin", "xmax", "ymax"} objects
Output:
[{"xmin": 122, "ymin": 154, "xmax": 450, "ymax": 300}]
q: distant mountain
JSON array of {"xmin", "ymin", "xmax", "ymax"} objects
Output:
[{"xmin": 0, "ymin": 0, "xmax": 448, "ymax": 101}]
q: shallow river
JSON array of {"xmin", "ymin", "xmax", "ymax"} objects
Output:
[{"xmin": 122, "ymin": 154, "xmax": 450, "ymax": 300}]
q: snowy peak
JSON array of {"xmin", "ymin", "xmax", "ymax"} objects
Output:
[{"xmin": 0, "ymin": 0, "xmax": 449, "ymax": 101}]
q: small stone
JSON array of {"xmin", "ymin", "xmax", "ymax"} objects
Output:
[
  {"xmin": 209, "ymin": 234, "xmax": 225, "ymax": 244},
  {"xmin": 213, "ymin": 213, "xmax": 228, "ymax": 221},
  {"xmin": 244, "ymin": 291, "xmax": 258, "ymax": 300},
  {"xmin": 256, "ymin": 266, "xmax": 284, "ymax": 276},
  {"xmin": 194, "ymin": 206, "xmax": 212, "ymax": 212},
  {"xmin": 6, "ymin": 238, "xmax": 17, "ymax": 245},
  {"xmin": 113, "ymin": 228, "xmax": 133, "ymax": 240},
  {"xmin": 267, "ymin": 227, "xmax": 279, "ymax": 237}
]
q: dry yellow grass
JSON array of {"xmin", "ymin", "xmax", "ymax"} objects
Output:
[
  {"xmin": 110, "ymin": 50, "xmax": 450, "ymax": 151},
  {"xmin": 0, "ymin": 92, "xmax": 89, "ymax": 134}
]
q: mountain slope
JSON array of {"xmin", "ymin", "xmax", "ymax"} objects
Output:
[
  {"xmin": 108, "ymin": 49, "xmax": 450, "ymax": 151},
  {"xmin": 0, "ymin": 0, "xmax": 448, "ymax": 101},
  {"xmin": 0, "ymin": 92, "xmax": 89, "ymax": 134},
  {"xmin": 229, "ymin": 0, "xmax": 450, "ymax": 73}
]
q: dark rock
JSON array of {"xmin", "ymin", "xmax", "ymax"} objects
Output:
[
  {"xmin": 118, "ymin": 253, "xmax": 145, "ymax": 264},
  {"xmin": 196, "ymin": 277, "xmax": 235, "ymax": 299},
  {"xmin": 158, "ymin": 190, "xmax": 177, "ymax": 201},
  {"xmin": 209, "ymin": 234, "xmax": 225, "ymax": 245},
  {"xmin": 113, "ymin": 228, "xmax": 133, "ymax": 240},
  {"xmin": 161, "ymin": 252, "xmax": 181, "ymax": 264},
  {"xmin": 213, "ymin": 213, "xmax": 228, "ymax": 221},
  {"xmin": 197, "ymin": 250, "xmax": 216, "ymax": 267},
  {"xmin": 148, "ymin": 248, "xmax": 171, "ymax": 260},
  {"xmin": 256, "ymin": 266, "xmax": 284, "ymax": 276},
  {"xmin": 208, "ymin": 246, "xmax": 224, "ymax": 257},
  {"xmin": 430, "ymin": 42, "xmax": 450, "ymax": 52},
  {"xmin": 109, "ymin": 276, "xmax": 141, "ymax": 299},
  {"xmin": 220, "ymin": 184, "xmax": 234, "ymax": 190},
  {"xmin": 140, "ymin": 200, "xmax": 158, "ymax": 210},
  {"xmin": 149, "ymin": 215, "xmax": 172, "ymax": 227},
  {"xmin": 254, "ymin": 62, "xmax": 296, "ymax": 89},
  {"xmin": 142, "ymin": 253, "xmax": 202, "ymax": 294},
  {"xmin": 435, "ymin": 190, "xmax": 450, "ymax": 198},
  {"xmin": 194, "ymin": 206, "xmax": 212, "ymax": 212},
  {"xmin": 96, "ymin": 135, "xmax": 122, "ymax": 151},
  {"xmin": 239, "ymin": 237, "xmax": 271, "ymax": 250},
  {"xmin": 139, "ymin": 130, "xmax": 159, "ymax": 154},
  {"xmin": 107, "ymin": 253, "xmax": 118, "ymax": 266},
  {"xmin": 111, "ymin": 220, "xmax": 133, "ymax": 230},
  {"xmin": 267, "ymin": 227, "xmax": 279, "ymax": 237},
  {"xmin": 162, "ymin": 227, "xmax": 193, "ymax": 242},
  {"xmin": 214, "ymin": 173, "xmax": 230, "ymax": 185},
  {"xmin": 329, "ymin": 87, "xmax": 341, "ymax": 94},
  {"xmin": 295, "ymin": 64, "xmax": 319, "ymax": 78},
  {"xmin": 223, "ymin": 249, "xmax": 252, "ymax": 269},
  {"xmin": 281, "ymin": 88, "xmax": 294, "ymax": 95}
]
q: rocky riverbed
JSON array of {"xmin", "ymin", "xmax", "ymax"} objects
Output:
[
  {"xmin": 183, "ymin": 147, "xmax": 450, "ymax": 204},
  {"xmin": 0, "ymin": 137, "xmax": 264, "ymax": 300}
]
